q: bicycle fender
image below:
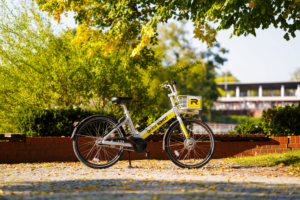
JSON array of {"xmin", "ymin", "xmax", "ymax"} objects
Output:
[{"xmin": 70, "ymin": 114, "xmax": 120, "ymax": 139}]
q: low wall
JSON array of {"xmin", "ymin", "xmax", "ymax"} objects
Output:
[{"xmin": 0, "ymin": 136, "xmax": 299, "ymax": 164}]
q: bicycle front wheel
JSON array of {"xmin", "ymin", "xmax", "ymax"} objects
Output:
[
  {"xmin": 73, "ymin": 116, "xmax": 125, "ymax": 169},
  {"xmin": 165, "ymin": 118, "xmax": 215, "ymax": 168}
]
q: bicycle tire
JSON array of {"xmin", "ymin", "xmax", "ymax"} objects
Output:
[
  {"xmin": 165, "ymin": 118, "xmax": 215, "ymax": 168},
  {"xmin": 73, "ymin": 116, "xmax": 125, "ymax": 169}
]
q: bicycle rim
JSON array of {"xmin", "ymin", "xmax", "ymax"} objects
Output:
[
  {"xmin": 165, "ymin": 119, "xmax": 215, "ymax": 168},
  {"xmin": 73, "ymin": 117, "xmax": 124, "ymax": 169}
]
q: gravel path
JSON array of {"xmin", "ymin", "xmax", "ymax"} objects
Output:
[{"xmin": 0, "ymin": 160, "xmax": 300, "ymax": 200}]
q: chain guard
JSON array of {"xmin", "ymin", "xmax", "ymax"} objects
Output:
[{"xmin": 129, "ymin": 138, "xmax": 147, "ymax": 153}]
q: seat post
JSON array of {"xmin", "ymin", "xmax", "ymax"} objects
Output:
[{"xmin": 121, "ymin": 104, "xmax": 137, "ymax": 136}]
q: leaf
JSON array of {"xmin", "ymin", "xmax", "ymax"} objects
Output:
[
  {"xmin": 248, "ymin": 0, "xmax": 256, "ymax": 8},
  {"xmin": 261, "ymin": 5, "xmax": 266, "ymax": 14},
  {"xmin": 284, "ymin": 33, "xmax": 290, "ymax": 41},
  {"xmin": 122, "ymin": 186, "xmax": 134, "ymax": 191},
  {"xmin": 209, "ymin": 186, "xmax": 216, "ymax": 190}
]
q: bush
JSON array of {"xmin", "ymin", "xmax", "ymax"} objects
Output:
[
  {"xmin": 15, "ymin": 106, "xmax": 114, "ymax": 137},
  {"xmin": 228, "ymin": 103, "xmax": 300, "ymax": 136},
  {"xmin": 201, "ymin": 111, "xmax": 260, "ymax": 124},
  {"xmin": 227, "ymin": 117, "xmax": 263, "ymax": 135},
  {"xmin": 15, "ymin": 107, "xmax": 193, "ymax": 137},
  {"xmin": 261, "ymin": 104, "xmax": 300, "ymax": 136}
]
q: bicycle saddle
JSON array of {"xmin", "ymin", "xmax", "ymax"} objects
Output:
[{"xmin": 111, "ymin": 97, "xmax": 133, "ymax": 105}]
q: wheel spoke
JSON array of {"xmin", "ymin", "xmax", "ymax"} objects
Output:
[
  {"xmin": 74, "ymin": 117, "xmax": 124, "ymax": 169},
  {"xmin": 166, "ymin": 119, "xmax": 214, "ymax": 168}
]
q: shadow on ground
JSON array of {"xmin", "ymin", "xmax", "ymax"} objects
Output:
[
  {"xmin": 1, "ymin": 178, "xmax": 300, "ymax": 200},
  {"xmin": 273, "ymin": 155, "xmax": 300, "ymax": 167}
]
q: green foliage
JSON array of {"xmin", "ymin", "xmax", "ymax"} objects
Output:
[
  {"xmin": 215, "ymin": 71, "xmax": 239, "ymax": 97},
  {"xmin": 202, "ymin": 113, "xmax": 260, "ymax": 124},
  {"xmin": 15, "ymin": 107, "xmax": 193, "ymax": 137},
  {"xmin": 227, "ymin": 117, "xmax": 263, "ymax": 135},
  {"xmin": 261, "ymin": 104, "xmax": 300, "ymax": 136},
  {"xmin": 290, "ymin": 67, "xmax": 300, "ymax": 81},
  {"xmin": 228, "ymin": 103, "xmax": 300, "ymax": 136},
  {"xmin": 36, "ymin": 0, "xmax": 300, "ymax": 57},
  {"xmin": 151, "ymin": 22, "xmax": 226, "ymax": 114},
  {"xmin": 0, "ymin": 0, "xmax": 164, "ymax": 133},
  {"xmin": 15, "ymin": 106, "xmax": 114, "ymax": 137}
]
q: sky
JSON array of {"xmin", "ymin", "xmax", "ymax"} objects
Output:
[{"xmin": 59, "ymin": 13, "xmax": 300, "ymax": 83}]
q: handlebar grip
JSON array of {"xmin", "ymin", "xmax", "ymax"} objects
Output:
[
  {"xmin": 171, "ymin": 80, "xmax": 176, "ymax": 85},
  {"xmin": 161, "ymin": 84, "xmax": 169, "ymax": 89}
]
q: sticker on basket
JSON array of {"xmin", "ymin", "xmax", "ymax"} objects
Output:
[
  {"xmin": 174, "ymin": 150, "xmax": 179, "ymax": 157},
  {"xmin": 188, "ymin": 99, "xmax": 201, "ymax": 109}
]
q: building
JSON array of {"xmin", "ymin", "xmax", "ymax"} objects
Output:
[{"xmin": 215, "ymin": 81, "xmax": 300, "ymax": 117}]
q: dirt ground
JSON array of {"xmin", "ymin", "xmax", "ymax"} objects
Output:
[{"xmin": 0, "ymin": 160, "xmax": 300, "ymax": 200}]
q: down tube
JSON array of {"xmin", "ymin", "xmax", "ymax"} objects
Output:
[{"xmin": 139, "ymin": 109, "xmax": 175, "ymax": 139}]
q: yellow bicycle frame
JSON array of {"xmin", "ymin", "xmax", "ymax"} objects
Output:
[{"xmin": 139, "ymin": 109, "xmax": 190, "ymax": 139}]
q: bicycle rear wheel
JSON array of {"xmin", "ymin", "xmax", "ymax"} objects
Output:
[
  {"xmin": 165, "ymin": 118, "xmax": 215, "ymax": 168},
  {"xmin": 73, "ymin": 116, "xmax": 125, "ymax": 169}
]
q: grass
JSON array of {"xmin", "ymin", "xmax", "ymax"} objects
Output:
[{"xmin": 224, "ymin": 150, "xmax": 300, "ymax": 167}]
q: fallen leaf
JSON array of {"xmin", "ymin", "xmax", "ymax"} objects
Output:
[
  {"xmin": 285, "ymin": 188, "xmax": 288, "ymax": 193},
  {"xmin": 209, "ymin": 186, "xmax": 216, "ymax": 190},
  {"xmin": 122, "ymin": 186, "xmax": 134, "ymax": 191}
]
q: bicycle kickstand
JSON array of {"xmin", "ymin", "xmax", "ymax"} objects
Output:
[{"xmin": 127, "ymin": 150, "xmax": 134, "ymax": 169}]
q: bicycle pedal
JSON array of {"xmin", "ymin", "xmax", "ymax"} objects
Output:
[{"xmin": 145, "ymin": 151, "xmax": 150, "ymax": 157}]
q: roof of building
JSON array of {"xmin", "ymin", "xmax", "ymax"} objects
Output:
[{"xmin": 217, "ymin": 81, "xmax": 300, "ymax": 90}]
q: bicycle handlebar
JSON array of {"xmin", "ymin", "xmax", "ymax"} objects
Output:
[
  {"xmin": 161, "ymin": 81, "xmax": 178, "ymax": 96},
  {"xmin": 161, "ymin": 84, "xmax": 169, "ymax": 89}
]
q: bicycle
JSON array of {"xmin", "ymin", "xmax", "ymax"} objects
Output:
[{"xmin": 71, "ymin": 80, "xmax": 215, "ymax": 169}]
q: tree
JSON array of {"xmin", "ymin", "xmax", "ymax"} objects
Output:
[
  {"xmin": 215, "ymin": 71, "xmax": 239, "ymax": 83},
  {"xmin": 291, "ymin": 67, "xmax": 300, "ymax": 81},
  {"xmin": 36, "ymin": 0, "xmax": 300, "ymax": 57},
  {"xmin": 151, "ymin": 22, "xmax": 228, "ymax": 122},
  {"xmin": 215, "ymin": 71, "xmax": 239, "ymax": 97},
  {"xmin": 0, "ymin": 0, "xmax": 163, "ymax": 132}
]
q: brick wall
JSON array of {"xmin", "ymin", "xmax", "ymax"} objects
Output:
[
  {"xmin": 0, "ymin": 136, "xmax": 299, "ymax": 164},
  {"xmin": 212, "ymin": 136, "xmax": 299, "ymax": 158}
]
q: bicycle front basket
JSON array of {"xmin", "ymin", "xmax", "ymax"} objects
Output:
[{"xmin": 177, "ymin": 95, "xmax": 202, "ymax": 115}]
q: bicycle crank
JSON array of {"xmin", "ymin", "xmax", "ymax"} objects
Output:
[{"xmin": 127, "ymin": 137, "xmax": 147, "ymax": 153}]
